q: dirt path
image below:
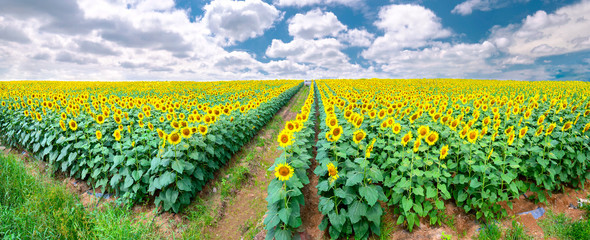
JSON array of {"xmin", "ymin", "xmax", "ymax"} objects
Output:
[
  {"xmin": 299, "ymin": 89, "xmax": 324, "ymax": 240},
  {"xmin": 204, "ymin": 86, "xmax": 308, "ymax": 239}
]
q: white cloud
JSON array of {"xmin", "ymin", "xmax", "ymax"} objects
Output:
[
  {"xmin": 288, "ymin": 9, "xmax": 345, "ymax": 39},
  {"xmin": 452, "ymin": 0, "xmax": 529, "ymax": 16},
  {"xmin": 266, "ymin": 38, "xmax": 350, "ymax": 68},
  {"xmin": 201, "ymin": 0, "xmax": 281, "ymax": 45},
  {"xmin": 338, "ymin": 28, "xmax": 374, "ymax": 47},
  {"xmin": 363, "ymin": 4, "xmax": 451, "ymax": 62},
  {"xmin": 274, "ymin": 0, "xmax": 361, "ymax": 8},
  {"xmin": 490, "ymin": 0, "xmax": 590, "ymax": 58}
]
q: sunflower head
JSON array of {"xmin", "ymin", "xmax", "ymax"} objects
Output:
[
  {"xmin": 352, "ymin": 129, "xmax": 366, "ymax": 145},
  {"xmin": 546, "ymin": 123, "xmax": 556, "ymax": 135},
  {"xmin": 401, "ymin": 131, "xmax": 412, "ymax": 146},
  {"xmin": 561, "ymin": 121, "xmax": 572, "ymax": 132},
  {"xmin": 366, "ymin": 138, "xmax": 376, "ymax": 158},
  {"xmin": 518, "ymin": 126, "xmax": 528, "ymax": 138},
  {"xmin": 157, "ymin": 128, "xmax": 165, "ymax": 139},
  {"xmin": 198, "ymin": 125, "xmax": 208, "ymax": 136},
  {"xmin": 413, "ymin": 138, "xmax": 421, "ymax": 153},
  {"xmin": 507, "ymin": 132, "xmax": 515, "ymax": 146},
  {"xmin": 584, "ymin": 123, "xmax": 590, "ymax": 133},
  {"xmin": 327, "ymin": 162, "xmax": 339, "ymax": 183},
  {"xmin": 96, "ymin": 130, "xmax": 102, "ymax": 141},
  {"xmin": 439, "ymin": 145, "xmax": 449, "ymax": 160},
  {"xmin": 113, "ymin": 129, "xmax": 122, "ymax": 141},
  {"xmin": 329, "ymin": 126, "xmax": 343, "ymax": 142},
  {"xmin": 425, "ymin": 131, "xmax": 439, "ymax": 146},
  {"xmin": 168, "ymin": 131, "xmax": 181, "ymax": 145},
  {"xmin": 59, "ymin": 120, "xmax": 67, "ymax": 131},
  {"xmin": 392, "ymin": 123, "xmax": 401, "ymax": 134},
  {"xmin": 69, "ymin": 119, "xmax": 78, "ymax": 131},
  {"xmin": 417, "ymin": 125, "xmax": 430, "ymax": 138},
  {"xmin": 467, "ymin": 129, "xmax": 479, "ymax": 144},
  {"xmin": 181, "ymin": 127, "xmax": 192, "ymax": 139},
  {"xmin": 96, "ymin": 114, "xmax": 105, "ymax": 124},
  {"xmin": 274, "ymin": 163, "xmax": 294, "ymax": 181},
  {"xmin": 277, "ymin": 131, "xmax": 292, "ymax": 147}
]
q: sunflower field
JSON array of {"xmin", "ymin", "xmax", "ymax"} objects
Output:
[
  {"xmin": 311, "ymin": 79, "xmax": 590, "ymax": 238},
  {"xmin": 0, "ymin": 80, "xmax": 302, "ymax": 212}
]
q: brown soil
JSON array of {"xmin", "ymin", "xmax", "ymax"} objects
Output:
[
  {"xmin": 299, "ymin": 92, "xmax": 324, "ymax": 240},
  {"xmin": 204, "ymin": 86, "xmax": 307, "ymax": 239}
]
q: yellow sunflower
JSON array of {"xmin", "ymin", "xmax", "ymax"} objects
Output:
[
  {"xmin": 518, "ymin": 126, "xmax": 528, "ymax": 139},
  {"xmin": 69, "ymin": 119, "xmax": 78, "ymax": 131},
  {"xmin": 329, "ymin": 125, "xmax": 343, "ymax": 142},
  {"xmin": 96, "ymin": 130, "xmax": 102, "ymax": 141},
  {"xmin": 96, "ymin": 114, "xmax": 105, "ymax": 124},
  {"xmin": 168, "ymin": 131, "xmax": 181, "ymax": 145},
  {"xmin": 366, "ymin": 138, "xmax": 376, "ymax": 158},
  {"xmin": 274, "ymin": 163, "xmax": 294, "ymax": 181},
  {"xmin": 327, "ymin": 162, "xmax": 339, "ymax": 183},
  {"xmin": 401, "ymin": 131, "xmax": 412, "ymax": 146},
  {"xmin": 439, "ymin": 145, "xmax": 449, "ymax": 160},
  {"xmin": 198, "ymin": 125, "xmax": 208, "ymax": 136},
  {"xmin": 425, "ymin": 131, "xmax": 439, "ymax": 146},
  {"xmin": 277, "ymin": 131, "xmax": 292, "ymax": 147},
  {"xmin": 413, "ymin": 138, "xmax": 421, "ymax": 153},
  {"xmin": 467, "ymin": 129, "xmax": 479, "ymax": 144},
  {"xmin": 113, "ymin": 129, "xmax": 122, "ymax": 141},
  {"xmin": 392, "ymin": 123, "xmax": 401, "ymax": 134},
  {"xmin": 181, "ymin": 127, "xmax": 192, "ymax": 139},
  {"xmin": 546, "ymin": 123, "xmax": 556, "ymax": 136},
  {"xmin": 561, "ymin": 121, "xmax": 572, "ymax": 132}
]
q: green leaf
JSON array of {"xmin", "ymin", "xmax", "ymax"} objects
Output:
[
  {"xmin": 469, "ymin": 179, "xmax": 482, "ymax": 189},
  {"xmin": 359, "ymin": 185, "xmax": 379, "ymax": 206},
  {"xmin": 401, "ymin": 196, "xmax": 413, "ymax": 213},
  {"xmin": 171, "ymin": 160, "xmax": 184, "ymax": 174},
  {"xmin": 68, "ymin": 152, "xmax": 77, "ymax": 163},
  {"xmin": 278, "ymin": 207, "xmax": 292, "ymax": 224},
  {"xmin": 368, "ymin": 167, "xmax": 383, "ymax": 182},
  {"xmin": 435, "ymin": 200, "xmax": 445, "ymax": 210},
  {"xmin": 346, "ymin": 172, "xmax": 363, "ymax": 186},
  {"xmin": 274, "ymin": 228, "xmax": 291, "ymax": 240},
  {"xmin": 349, "ymin": 200, "xmax": 367, "ymax": 224},
  {"xmin": 426, "ymin": 186, "xmax": 437, "ymax": 199},
  {"xmin": 319, "ymin": 197, "xmax": 335, "ymax": 214},
  {"xmin": 413, "ymin": 186, "xmax": 424, "ymax": 196}
]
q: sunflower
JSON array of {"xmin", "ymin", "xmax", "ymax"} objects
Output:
[
  {"xmin": 59, "ymin": 120, "xmax": 67, "ymax": 131},
  {"xmin": 546, "ymin": 123, "xmax": 556, "ymax": 136},
  {"xmin": 286, "ymin": 121, "xmax": 296, "ymax": 132},
  {"xmin": 147, "ymin": 122, "xmax": 154, "ymax": 131},
  {"xmin": 392, "ymin": 123, "xmax": 401, "ymax": 134},
  {"xmin": 96, "ymin": 130, "xmax": 102, "ymax": 141},
  {"xmin": 380, "ymin": 120, "xmax": 388, "ymax": 129},
  {"xmin": 277, "ymin": 131, "xmax": 292, "ymax": 147},
  {"xmin": 327, "ymin": 162, "xmax": 339, "ymax": 183},
  {"xmin": 168, "ymin": 131, "xmax": 181, "ymax": 145},
  {"xmin": 584, "ymin": 123, "xmax": 590, "ymax": 133},
  {"xmin": 113, "ymin": 129, "xmax": 122, "ymax": 141},
  {"xmin": 460, "ymin": 126, "xmax": 469, "ymax": 139},
  {"xmin": 450, "ymin": 119, "xmax": 460, "ymax": 130},
  {"xmin": 417, "ymin": 125, "xmax": 430, "ymax": 138},
  {"xmin": 537, "ymin": 115, "xmax": 545, "ymax": 125},
  {"xmin": 138, "ymin": 112, "xmax": 144, "ymax": 120},
  {"xmin": 61, "ymin": 112, "xmax": 67, "ymax": 120},
  {"xmin": 518, "ymin": 126, "xmax": 528, "ymax": 138},
  {"xmin": 95, "ymin": 114, "xmax": 105, "ymax": 124},
  {"xmin": 353, "ymin": 129, "xmax": 366, "ymax": 144},
  {"xmin": 366, "ymin": 138, "xmax": 376, "ymax": 158},
  {"xmin": 265, "ymin": 162, "xmax": 290, "ymax": 184},
  {"xmin": 157, "ymin": 128, "xmax": 165, "ymax": 139},
  {"xmin": 425, "ymin": 131, "xmax": 439, "ymax": 146},
  {"xmin": 561, "ymin": 121, "xmax": 572, "ymax": 132},
  {"xmin": 535, "ymin": 125, "xmax": 545, "ymax": 136},
  {"xmin": 401, "ymin": 131, "xmax": 412, "ymax": 146},
  {"xmin": 198, "ymin": 125, "xmax": 208, "ymax": 136},
  {"xmin": 487, "ymin": 148, "xmax": 494, "ymax": 159},
  {"xmin": 327, "ymin": 117, "xmax": 338, "ymax": 128},
  {"xmin": 439, "ymin": 145, "xmax": 449, "ymax": 160},
  {"xmin": 507, "ymin": 132, "xmax": 515, "ymax": 146},
  {"xmin": 413, "ymin": 138, "xmax": 421, "ymax": 153},
  {"xmin": 181, "ymin": 127, "xmax": 192, "ymax": 139},
  {"xmin": 467, "ymin": 129, "xmax": 479, "ymax": 144},
  {"xmin": 69, "ymin": 119, "xmax": 78, "ymax": 131},
  {"xmin": 159, "ymin": 116, "xmax": 165, "ymax": 122},
  {"xmin": 171, "ymin": 120, "xmax": 180, "ymax": 129},
  {"xmin": 329, "ymin": 125, "xmax": 343, "ymax": 142}
]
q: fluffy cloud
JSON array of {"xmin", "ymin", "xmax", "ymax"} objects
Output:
[
  {"xmin": 201, "ymin": 0, "xmax": 281, "ymax": 45},
  {"xmin": 452, "ymin": 0, "xmax": 529, "ymax": 16},
  {"xmin": 288, "ymin": 9, "xmax": 345, "ymax": 39},
  {"xmin": 490, "ymin": 0, "xmax": 590, "ymax": 58},
  {"xmin": 363, "ymin": 4, "xmax": 451, "ymax": 62},
  {"xmin": 274, "ymin": 0, "xmax": 361, "ymax": 8},
  {"xmin": 338, "ymin": 28, "xmax": 374, "ymax": 47}
]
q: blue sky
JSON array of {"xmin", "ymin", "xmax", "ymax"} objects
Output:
[{"xmin": 0, "ymin": 0, "xmax": 589, "ymax": 81}]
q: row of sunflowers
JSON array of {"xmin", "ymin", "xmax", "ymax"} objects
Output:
[
  {"xmin": 311, "ymin": 79, "xmax": 590, "ymax": 239},
  {"xmin": 0, "ymin": 80, "xmax": 302, "ymax": 212},
  {"xmin": 264, "ymin": 82, "xmax": 316, "ymax": 239}
]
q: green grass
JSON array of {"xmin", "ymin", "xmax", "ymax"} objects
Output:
[
  {"xmin": 504, "ymin": 220, "xmax": 533, "ymax": 240},
  {"xmin": 540, "ymin": 208, "xmax": 590, "ymax": 240},
  {"xmin": 290, "ymin": 86, "xmax": 310, "ymax": 113},
  {"xmin": 0, "ymin": 153, "xmax": 157, "ymax": 239},
  {"xmin": 476, "ymin": 223, "xmax": 502, "ymax": 240}
]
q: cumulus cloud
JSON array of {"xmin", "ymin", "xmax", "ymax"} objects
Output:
[
  {"xmin": 338, "ymin": 28, "xmax": 374, "ymax": 47},
  {"xmin": 490, "ymin": 0, "xmax": 590, "ymax": 58},
  {"xmin": 288, "ymin": 9, "xmax": 345, "ymax": 39},
  {"xmin": 0, "ymin": 24, "xmax": 31, "ymax": 44},
  {"xmin": 274, "ymin": 0, "xmax": 361, "ymax": 8},
  {"xmin": 201, "ymin": 0, "xmax": 281, "ymax": 45},
  {"xmin": 363, "ymin": 4, "xmax": 451, "ymax": 62},
  {"xmin": 76, "ymin": 40, "xmax": 121, "ymax": 56},
  {"xmin": 55, "ymin": 51, "xmax": 98, "ymax": 65},
  {"xmin": 452, "ymin": 0, "xmax": 529, "ymax": 16}
]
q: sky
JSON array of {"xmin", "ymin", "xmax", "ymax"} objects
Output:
[{"xmin": 0, "ymin": 0, "xmax": 589, "ymax": 81}]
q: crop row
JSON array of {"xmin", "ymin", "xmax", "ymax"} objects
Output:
[{"xmin": 0, "ymin": 80, "xmax": 302, "ymax": 212}]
